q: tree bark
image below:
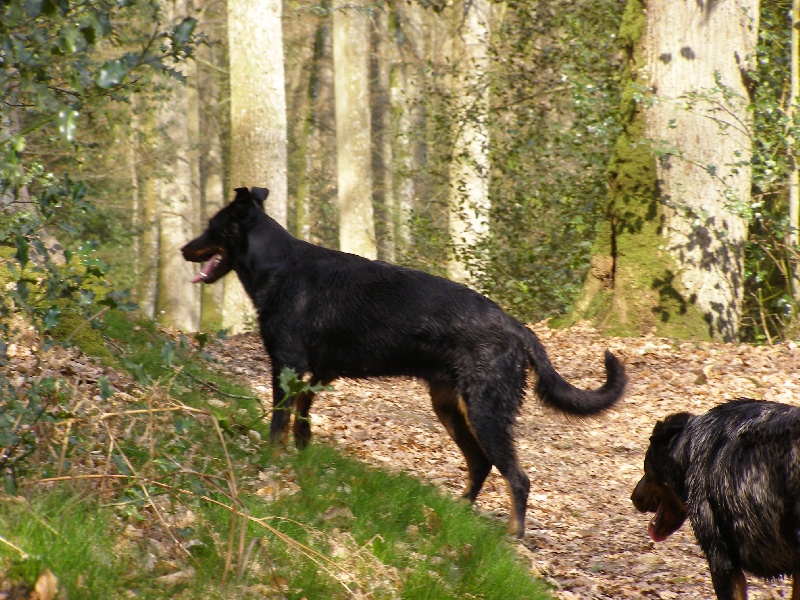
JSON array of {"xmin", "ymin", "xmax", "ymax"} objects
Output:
[
  {"xmin": 226, "ymin": 0, "xmax": 288, "ymax": 332},
  {"xmin": 196, "ymin": 0, "xmax": 226, "ymax": 331},
  {"xmin": 390, "ymin": 0, "xmax": 424, "ymax": 252},
  {"xmin": 790, "ymin": 0, "xmax": 800, "ymax": 299},
  {"xmin": 446, "ymin": 0, "xmax": 491, "ymax": 285},
  {"xmin": 155, "ymin": 71, "xmax": 200, "ymax": 331},
  {"xmin": 571, "ymin": 0, "xmax": 759, "ymax": 341},
  {"xmin": 333, "ymin": 0, "xmax": 377, "ymax": 258}
]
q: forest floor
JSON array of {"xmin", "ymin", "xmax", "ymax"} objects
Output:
[{"xmin": 211, "ymin": 322, "xmax": 800, "ymax": 600}]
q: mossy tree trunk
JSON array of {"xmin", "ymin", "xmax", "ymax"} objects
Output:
[
  {"xmin": 196, "ymin": 0, "xmax": 227, "ymax": 332},
  {"xmin": 571, "ymin": 0, "xmax": 759, "ymax": 342}
]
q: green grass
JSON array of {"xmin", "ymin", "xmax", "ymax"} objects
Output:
[
  {"xmin": 0, "ymin": 309, "xmax": 552, "ymax": 599},
  {"xmin": 0, "ymin": 494, "xmax": 128, "ymax": 599}
]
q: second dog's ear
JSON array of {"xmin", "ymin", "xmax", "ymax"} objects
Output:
[
  {"xmin": 651, "ymin": 412, "xmax": 692, "ymax": 444},
  {"xmin": 250, "ymin": 187, "xmax": 270, "ymax": 209}
]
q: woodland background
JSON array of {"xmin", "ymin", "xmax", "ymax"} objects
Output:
[
  {"xmin": 2, "ymin": 1, "xmax": 800, "ymax": 597},
  {"xmin": 2, "ymin": 0, "xmax": 796, "ymax": 345}
]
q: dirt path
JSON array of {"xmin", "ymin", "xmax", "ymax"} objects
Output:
[{"xmin": 213, "ymin": 323, "xmax": 800, "ymax": 599}]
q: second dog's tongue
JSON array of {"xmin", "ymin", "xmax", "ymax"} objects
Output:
[
  {"xmin": 648, "ymin": 517, "xmax": 667, "ymax": 543},
  {"xmin": 191, "ymin": 258, "xmax": 217, "ymax": 284}
]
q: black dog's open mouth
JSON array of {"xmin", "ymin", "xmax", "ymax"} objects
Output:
[
  {"xmin": 648, "ymin": 497, "xmax": 669, "ymax": 542},
  {"xmin": 645, "ymin": 491, "xmax": 687, "ymax": 542},
  {"xmin": 632, "ymin": 477, "xmax": 687, "ymax": 543},
  {"xmin": 192, "ymin": 254, "xmax": 227, "ymax": 283},
  {"xmin": 190, "ymin": 254, "xmax": 229, "ymax": 284},
  {"xmin": 181, "ymin": 239, "xmax": 231, "ymax": 285}
]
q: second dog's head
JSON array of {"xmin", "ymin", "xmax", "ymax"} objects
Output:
[{"xmin": 631, "ymin": 412, "xmax": 692, "ymax": 542}]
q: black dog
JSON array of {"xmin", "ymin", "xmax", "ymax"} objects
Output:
[
  {"xmin": 183, "ymin": 186, "xmax": 626, "ymax": 537},
  {"xmin": 632, "ymin": 398, "xmax": 800, "ymax": 599}
]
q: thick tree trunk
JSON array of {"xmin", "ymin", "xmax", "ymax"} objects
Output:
[
  {"xmin": 646, "ymin": 0, "xmax": 759, "ymax": 340},
  {"xmin": 446, "ymin": 0, "xmax": 491, "ymax": 285},
  {"xmin": 333, "ymin": 0, "xmax": 377, "ymax": 258},
  {"xmin": 226, "ymin": 0, "xmax": 288, "ymax": 332},
  {"xmin": 571, "ymin": 0, "xmax": 759, "ymax": 341}
]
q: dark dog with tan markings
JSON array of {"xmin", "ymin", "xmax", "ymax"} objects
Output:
[
  {"xmin": 632, "ymin": 398, "xmax": 800, "ymax": 599},
  {"xmin": 183, "ymin": 186, "xmax": 626, "ymax": 537}
]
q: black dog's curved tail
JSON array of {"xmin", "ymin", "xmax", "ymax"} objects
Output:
[{"xmin": 526, "ymin": 331, "xmax": 626, "ymax": 415}]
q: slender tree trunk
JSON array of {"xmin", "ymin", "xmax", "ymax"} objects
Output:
[
  {"xmin": 294, "ymin": 9, "xmax": 331, "ymax": 242},
  {"xmin": 790, "ymin": 0, "xmax": 800, "ymax": 299},
  {"xmin": 155, "ymin": 71, "xmax": 200, "ymax": 331},
  {"xmin": 196, "ymin": 0, "xmax": 226, "ymax": 331},
  {"xmin": 446, "ymin": 0, "xmax": 491, "ymax": 285},
  {"xmin": 374, "ymin": 6, "xmax": 395, "ymax": 261},
  {"xmin": 390, "ymin": 0, "xmax": 424, "ymax": 251},
  {"xmin": 129, "ymin": 96, "xmax": 141, "ymax": 283},
  {"xmin": 139, "ymin": 162, "xmax": 159, "ymax": 320},
  {"xmin": 226, "ymin": 0, "xmax": 288, "ymax": 332},
  {"xmin": 571, "ymin": 0, "xmax": 759, "ymax": 342},
  {"xmin": 333, "ymin": 0, "xmax": 377, "ymax": 258}
]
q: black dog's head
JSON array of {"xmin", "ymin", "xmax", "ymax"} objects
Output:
[
  {"xmin": 181, "ymin": 187, "xmax": 269, "ymax": 284},
  {"xmin": 632, "ymin": 412, "xmax": 693, "ymax": 542}
]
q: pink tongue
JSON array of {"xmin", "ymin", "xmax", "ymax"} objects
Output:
[
  {"xmin": 191, "ymin": 257, "xmax": 219, "ymax": 284},
  {"xmin": 648, "ymin": 517, "xmax": 667, "ymax": 542}
]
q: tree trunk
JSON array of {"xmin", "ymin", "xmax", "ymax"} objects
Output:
[
  {"xmin": 155, "ymin": 72, "xmax": 200, "ymax": 331},
  {"xmin": 293, "ymin": 7, "xmax": 332, "ymax": 242},
  {"xmin": 790, "ymin": 0, "xmax": 800, "ymax": 299},
  {"xmin": 390, "ymin": 0, "xmax": 424, "ymax": 252},
  {"xmin": 446, "ymin": 0, "xmax": 491, "ymax": 285},
  {"xmin": 333, "ymin": 0, "xmax": 377, "ymax": 258},
  {"xmin": 374, "ymin": 6, "xmax": 395, "ymax": 261},
  {"xmin": 195, "ymin": 0, "xmax": 226, "ymax": 331},
  {"xmin": 139, "ymin": 159, "xmax": 159, "ymax": 320},
  {"xmin": 226, "ymin": 0, "xmax": 288, "ymax": 332},
  {"xmin": 571, "ymin": 0, "xmax": 759, "ymax": 341}
]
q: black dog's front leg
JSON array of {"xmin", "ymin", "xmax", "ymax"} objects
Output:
[{"xmin": 707, "ymin": 551, "xmax": 747, "ymax": 600}]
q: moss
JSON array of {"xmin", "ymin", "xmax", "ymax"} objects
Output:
[
  {"xmin": 49, "ymin": 307, "xmax": 111, "ymax": 358},
  {"xmin": 618, "ymin": 0, "xmax": 646, "ymax": 47},
  {"xmin": 565, "ymin": 0, "xmax": 714, "ymax": 341}
]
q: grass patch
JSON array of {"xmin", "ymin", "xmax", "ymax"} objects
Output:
[
  {"xmin": 0, "ymin": 494, "xmax": 128, "ymax": 599},
  {"xmin": 0, "ymin": 309, "xmax": 552, "ymax": 598}
]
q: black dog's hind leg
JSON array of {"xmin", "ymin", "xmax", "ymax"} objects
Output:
[
  {"xmin": 430, "ymin": 383, "xmax": 492, "ymax": 502},
  {"xmin": 461, "ymin": 387, "xmax": 530, "ymax": 538}
]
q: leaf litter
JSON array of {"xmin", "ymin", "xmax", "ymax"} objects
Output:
[{"xmin": 211, "ymin": 322, "xmax": 800, "ymax": 600}]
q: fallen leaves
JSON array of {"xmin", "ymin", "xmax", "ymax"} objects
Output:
[{"xmin": 213, "ymin": 323, "xmax": 800, "ymax": 600}]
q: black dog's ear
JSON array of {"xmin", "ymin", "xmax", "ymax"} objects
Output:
[
  {"xmin": 250, "ymin": 187, "xmax": 269, "ymax": 209},
  {"xmin": 651, "ymin": 412, "xmax": 693, "ymax": 444},
  {"xmin": 233, "ymin": 187, "xmax": 251, "ymax": 203}
]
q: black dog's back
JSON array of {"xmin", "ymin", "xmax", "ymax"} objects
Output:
[{"xmin": 260, "ymin": 254, "xmax": 523, "ymax": 381}]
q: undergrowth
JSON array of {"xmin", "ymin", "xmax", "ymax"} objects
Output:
[{"xmin": 0, "ymin": 310, "xmax": 550, "ymax": 599}]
